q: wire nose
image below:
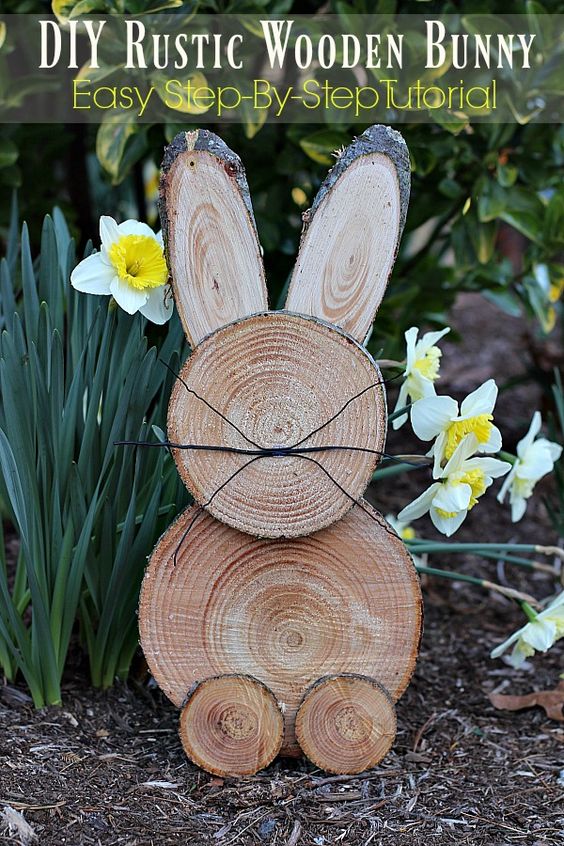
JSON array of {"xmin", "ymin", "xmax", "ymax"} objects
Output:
[{"xmin": 265, "ymin": 446, "xmax": 294, "ymax": 457}]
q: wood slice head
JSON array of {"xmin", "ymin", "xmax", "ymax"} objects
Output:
[
  {"xmin": 168, "ymin": 312, "xmax": 386, "ymax": 538},
  {"xmin": 159, "ymin": 126, "xmax": 409, "ymax": 538},
  {"xmin": 139, "ymin": 503, "xmax": 422, "ymax": 759}
]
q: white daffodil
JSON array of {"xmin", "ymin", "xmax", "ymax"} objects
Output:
[
  {"xmin": 497, "ymin": 411, "xmax": 562, "ymax": 522},
  {"xmin": 491, "ymin": 592, "xmax": 564, "ymax": 668},
  {"xmin": 71, "ymin": 216, "xmax": 173, "ymax": 324},
  {"xmin": 392, "ymin": 326, "xmax": 450, "ymax": 429},
  {"xmin": 398, "ymin": 434, "xmax": 511, "ymax": 537},
  {"xmin": 411, "ymin": 379, "xmax": 503, "ymax": 477},
  {"xmin": 385, "ymin": 513, "xmax": 417, "ymax": 541}
]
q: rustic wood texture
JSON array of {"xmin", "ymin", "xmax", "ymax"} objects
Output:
[
  {"xmin": 147, "ymin": 124, "xmax": 419, "ymax": 775},
  {"xmin": 285, "ymin": 125, "xmax": 410, "ymax": 343},
  {"xmin": 168, "ymin": 311, "xmax": 387, "ymax": 538},
  {"xmin": 139, "ymin": 503, "xmax": 422, "ymax": 758},
  {"xmin": 179, "ymin": 675, "xmax": 284, "ymax": 776},
  {"xmin": 160, "ymin": 129, "xmax": 268, "ymax": 347},
  {"xmin": 295, "ymin": 674, "xmax": 397, "ymax": 774}
]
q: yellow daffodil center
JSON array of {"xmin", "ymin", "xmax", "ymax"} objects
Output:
[
  {"xmin": 459, "ymin": 468, "xmax": 487, "ymax": 509},
  {"xmin": 435, "ymin": 468, "xmax": 487, "ymax": 519},
  {"xmin": 545, "ymin": 306, "xmax": 556, "ymax": 333},
  {"xmin": 108, "ymin": 234, "xmax": 167, "ymax": 291},
  {"xmin": 444, "ymin": 414, "xmax": 493, "ymax": 460},
  {"xmin": 512, "ymin": 475, "xmax": 536, "ymax": 499},
  {"xmin": 549, "ymin": 279, "xmax": 564, "ymax": 303},
  {"xmin": 436, "ymin": 508, "xmax": 457, "ymax": 518},
  {"xmin": 400, "ymin": 526, "xmax": 416, "ymax": 540},
  {"xmin": 413, "ymin": 346, "xmax": 442, "ymax": 381}
]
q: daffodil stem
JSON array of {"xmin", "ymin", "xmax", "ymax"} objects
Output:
[
  {"xmin": 521, "ymin": 601, "xmax": 538, "ymax": 622},
  {"xmin": 406, "ymin": 542, "xmax": 556, "ymax": 573},
  {"xmin": 498, "ymin": 450, "xmax": 517, "ymax": 465},
  {"xmin": 372, "ymin": 462, "xmax": 423, "ymax": 480},
  {"xmin": 536, "ymin": 545, "xmax": 564, "ymax": 562},
  {"xmin": 415, "ymin": 565, "xmax": 483, "ymax": 585},
  {"xmin": 409, "ymin": 540, "xmax": 564, "ymax": 564},
  {"xmin": 476, "ymin": 552, "xmax": 556, "ymax": 573},
  {"xmin": 394, "ymin": 454, "xmax": 432, "ymax": 465},
  {"xmin": 415, "ymin": 566, "xmax": 541, "ymax": 607},
  {"xmin": 376, "ymin": 359, "xmax": 405, "ymax": 369},
  {"xmin": 387, "ymin": 403, "xmax": 412, "ymax": 423},
  {"xmin": 408, "ymin": 541, "xmax": 538, "ymax": 553}
]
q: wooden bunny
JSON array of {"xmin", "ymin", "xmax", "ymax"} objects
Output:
[{"xmin": 139, "ymin": 125, "xmax": 422, "ymax": 776}]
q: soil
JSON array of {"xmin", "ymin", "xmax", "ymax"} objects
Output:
[{"xmin": 1, "ymin": 294, "xmax": 563, "ymax": 846}]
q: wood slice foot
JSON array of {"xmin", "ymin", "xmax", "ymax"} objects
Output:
[
  {"xmin": 179, "ymin": 674, "xmax": 284, "ymax": 776},
  {"xmin": 295, "ymin": 674, "xmax": 396, "ymax": 774}
]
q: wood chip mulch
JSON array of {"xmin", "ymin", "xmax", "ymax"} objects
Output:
[{"xmin": 1, "ymin": 590, "xmax": 562, "ymax": 846}]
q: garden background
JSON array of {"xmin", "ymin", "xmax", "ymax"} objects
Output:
[{"xmin": 0, "ymin": 1, "xmax": 563, "ymax": 844}]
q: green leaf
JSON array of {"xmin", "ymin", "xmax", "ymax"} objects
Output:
[
  {"xmin": 496, "ymin": 163, "xmax": 518, "ymax": 188},
  {"xmin": 299, "ymin": 130, "xmax": 350, "ymax": 165},
  {"xmin": 0, "ymin": 259, "xmax": 17, "ymax": 329},
  {"xmin": 483, "ymin": 288, "xmax": 523, "ymax": 318},
  {"xmin": 499, "ymin": 187, "xmax": 545, "ymax": 243},
  {"xmin": 20, "ymin": 224, "xmax": 40, "ymax": 339},
  {"xmin": 52, "ymin": 0, "xmax": 105, "ymax": 23},
  {"xmin": 430, "ymin": 111, "xmax": 470, "ymax": 136},
  {"xmin": 477, "ymin": 178, "xmax": 506, "ymax": 222},
  {"xmin": 0, "ymin": 139, "xmax": 18, "ymax": 169},
  {"xmin": 526, "ymin": 1, "xmax": 554, "ymax": 49},
  {"xmin": 96, "ymin": 119, "xmax": 138, "ymax": 183},
  {"xmin": 153, "ymin": 71, "xmax": 210, "ymax": 115},
  {"xmin": 0, "ymin": 428, "xmax": 61, "ymax": 704},
  {"xmin": 545, "ymin": 190, "xmax": 564, "ymax": 245}
]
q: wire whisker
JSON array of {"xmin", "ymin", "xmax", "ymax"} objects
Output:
[
  {"xmin": 116, "ymin": 438, "xmax": 430, "ymax": 468},
  {"xmin": 173, "ymin": 505, "xmax": 204, "ymax": 568},
  {"xmin": 172, "ymin": 455, "xmax": 264, "ymax": 567},
  {"xmin": 291, "ymin": 372, "xmax": 402, "ymax": 449},
  {"xmin": 116, "ymin": 439, "xmax": 268, "ymax": 456},
  {"xmin": 294, "ymin": 454, "xmax": 404, "ymax": 543},
  {"xmin": 120, "ymin": 368, "xmax": 420, "ymax": 560},
  {"xmin": 170, "ymin": 450, "xmax": 403, "ymax": 559},
  {"xmin": 159, "ymin": 358, "xmax": 264, "ymax": 450},
  {"xmin": 160, "ymin": 358, "xmax": 402, "ymax": 454}
]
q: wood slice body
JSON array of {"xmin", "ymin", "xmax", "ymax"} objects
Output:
[
  {"xmin": 179, "ymin": 675, "xmax": 283, "ymax": 776},
  {"xmin": 295, "ymin": 675, "xmax": 397, "ymax": 774},
  {"xmin": 139, "ymin": 503, "xmax": 422, "ymax": 758},
  {"xmin": 168, "ymin": 311, "xmax": 386, "ymax": 538}
]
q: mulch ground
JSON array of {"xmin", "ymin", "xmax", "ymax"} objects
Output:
[
  {"xmin": 1, "ymin": 596, "xmax": 562, "ymax": 846},
  {"xmin": 1, "ymin": 293, "xmax": 563, "ymax": 846}
]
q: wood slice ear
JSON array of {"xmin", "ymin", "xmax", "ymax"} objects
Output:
[
  {"xmin": 160, "ymin": 130, "xmax": 268, "ymax": 347},
  {"xmin": 285, "ymin": 125, "xmax": 410, "ymax": 343}
]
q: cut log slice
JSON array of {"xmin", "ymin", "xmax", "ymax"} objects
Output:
[
  {"xmin": 295, "ymin": 674, "xmax": 396, "ymax": 774},
  {"xmin": 139, "ymin": 503, "xmax": 422, "ymax": 757},
  {"xmin": 286, "ymin": 125, "xmax": 410, "ymax": 344},
  {"xmin": 179, "ymin": 675, "xmax": 283, "ymax": 776},
  {"xmin": 168, "ymin": 312, "xmax": 386, "ymax": 538},
  {"xmin": 160, "ymin": 129, "xmax": 268, "ymax": 348}
]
